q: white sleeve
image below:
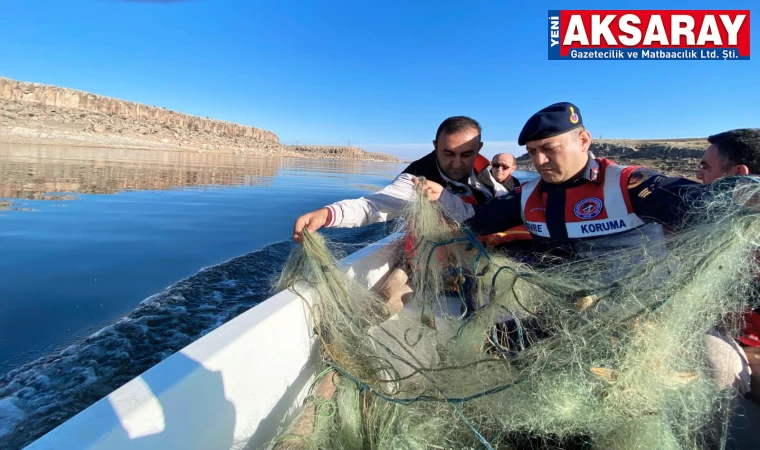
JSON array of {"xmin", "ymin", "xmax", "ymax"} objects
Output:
[
  {"xmin": 438, "ymin": 190, "xmax": 475, "ymax": 224},
  {"xmin": 324, "ymin": 173, "xmax": 417, "ymax": 228}
]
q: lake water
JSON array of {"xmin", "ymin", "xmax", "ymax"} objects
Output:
[{"xmin": 0, "ymin": 144, "xmax": 534, "ymax": 448}]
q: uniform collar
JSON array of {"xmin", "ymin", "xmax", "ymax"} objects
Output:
[{"xmin": 580, "ymin": 156, "xmax": 601, "ymax": 183}]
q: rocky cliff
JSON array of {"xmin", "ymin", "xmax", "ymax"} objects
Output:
[
  {"xmin": 0, "ymin": 77, "xmax": 399, "ymax": 162},
  {"xmin": 516, "ymin": 138, "xmax": 707, "ymax": 178},
  {"xmin": 0, "ymin": 77, "xmax": 278, "ymax": 143},
  {"xmin": 589, "ymin": 140, "xmax": 706, "ymax": 159}
]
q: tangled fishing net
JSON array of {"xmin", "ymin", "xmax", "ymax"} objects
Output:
[{"xmin": 270, "ymin": 177, "xmax": 760, "ymax": 450}]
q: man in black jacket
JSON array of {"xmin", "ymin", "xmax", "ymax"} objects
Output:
[{"xmin": 293, "ymin": 116, "xmax": 508, "ymax": 242}]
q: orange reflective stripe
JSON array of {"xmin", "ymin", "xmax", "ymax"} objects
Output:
[{"xmin": 481, "ymin": 225, "xmax": 532, "ymax": 247}]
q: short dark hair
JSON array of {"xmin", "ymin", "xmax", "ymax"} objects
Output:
[
  {"xmin": 435, "ymin": 116, "xmax": 481, "ymax": 142},
  {"xmin": 708, "ymin": 128, "xmax": 760, "ymax": 174}
]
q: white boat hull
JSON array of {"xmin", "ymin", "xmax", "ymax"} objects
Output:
[
  {"xmin": 25, "ymin": 235, "xmax": 400, "ymax": 450},
  {"xmin": 25, "ymin": 230, "xmax": 760, "ymax": 450}
]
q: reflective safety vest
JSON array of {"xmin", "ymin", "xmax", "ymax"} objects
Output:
[
  {"xmin": 520, "ymin": 159, "xmax": 646, "ymax": 240},
  {"xmin": 403, "ymin": 154, "xmax": 531, "ymax": 263}
]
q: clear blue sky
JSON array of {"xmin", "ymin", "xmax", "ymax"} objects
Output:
[{"xmin": 0, "ymin": 0, "xmax": 757, "ymax": 159}]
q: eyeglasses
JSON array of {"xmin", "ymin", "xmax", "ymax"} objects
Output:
[{"xmin": 491, "ymin": 163, "xmax": 512, "ymax": 170}]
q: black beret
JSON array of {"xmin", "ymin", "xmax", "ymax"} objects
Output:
[{"xmin": 518, "ymin": 102, "xmax": 583, "ymax": 146}]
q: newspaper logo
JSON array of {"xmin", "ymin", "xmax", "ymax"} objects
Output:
[{"xmin": 548, "ymin": 10, "xmax": 750, "ymax": 60}]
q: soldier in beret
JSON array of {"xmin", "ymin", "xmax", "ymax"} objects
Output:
[
  {"xmin": 416, "ymin": 101, "xmax": 755, "ymax": 427},
  {"xmin": 416, "ymin": 101, "xmax": 706, "ymax": 260}
]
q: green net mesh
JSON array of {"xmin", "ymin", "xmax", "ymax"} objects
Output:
[{"xmin": 270, "ymin": 177, "xmax": 760, "ymax": 450}]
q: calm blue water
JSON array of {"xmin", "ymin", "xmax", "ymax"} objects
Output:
[{"xmin": 0, "ymin": 144, "xmax": 535, "ymax": 448}]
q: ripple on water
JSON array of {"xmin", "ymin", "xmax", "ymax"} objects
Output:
[{"xmin": 0, "ymin": 222, "xmax": 394, "ymax": 450}]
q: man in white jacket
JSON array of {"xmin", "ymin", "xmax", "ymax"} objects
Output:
[{"xmin": 292, "ymin": 116, "xmax": 508, "ymax": 243}]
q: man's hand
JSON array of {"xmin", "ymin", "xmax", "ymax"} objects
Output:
[
  {"xmin": 293, "ymin": 208, "xmax": 329, "ymax": 243},
  {"xmin": 412, "ymin": 177, "xmax": 444, "ymax": 201}
]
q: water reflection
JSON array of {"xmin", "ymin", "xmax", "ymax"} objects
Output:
[
  {"xmin": 0, "ymin": 144, "xmax": 404, "ymax": 381},
  {"xmin": 0, "ymin": 145, "xmax": 405, "ymax": 449},
  {"xmin": 0, "ymin": 144, "xmax": 404, "ymax": 201},
  {"xmin": 281, "ymin": 156, "xmax": 405, "ymax": 177}
]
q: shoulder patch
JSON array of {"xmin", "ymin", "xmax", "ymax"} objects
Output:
[
  {"xmin": 628, "ymin": 171, "xmax": 649, "ymax": 189},
  {"xmin": 627, "ymin": 168, "xmax": 663, "ymax": 190}
]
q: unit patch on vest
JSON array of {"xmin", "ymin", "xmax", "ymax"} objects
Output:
[{"xmin": 573, "ymin": 197, "xmax": 603, "ymax": 219}]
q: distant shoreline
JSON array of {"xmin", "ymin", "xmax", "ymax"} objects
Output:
[
  {"xmin": 0, "ymin": 133, "xmax": 402, "ymax": 164},
  {"xmin": 0, "ymin": 75, "xmax": 708, "ymax": 171},
  {"xmin": 0, "ymin": 76, "xmax": 400, "ymax": 163}
]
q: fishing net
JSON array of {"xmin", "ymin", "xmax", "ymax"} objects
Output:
[{"xmin": 269, "ymin": 177, "xmax": 760, "ymax": 450}]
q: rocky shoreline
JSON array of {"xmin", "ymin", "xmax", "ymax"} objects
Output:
[
  {"xmin": 0, "ymin": 77, "xmax": 399, "ymax": 163},
  {"xmin": 517, "ymin": 138, "xmax": 707, "ymax": 179},
  {"xmin": 1, "ymin": 77, "xmax": 712, "ymax": 171}
]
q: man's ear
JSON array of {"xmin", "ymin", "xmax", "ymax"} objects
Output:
[
  {"xmin": 578, "ymin": 130, "xmax": 592, "ymax": 152},
  {"xmin": 432, "ymin": 139, "xmax": 438, "ymax": 151},
  {"xmin": 478, "ymin": 141, "xmax": 484, "ymax": 152},
  {"xmin": 737, "ymin": 164, "xmax": 751, "ymax": 176}
]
